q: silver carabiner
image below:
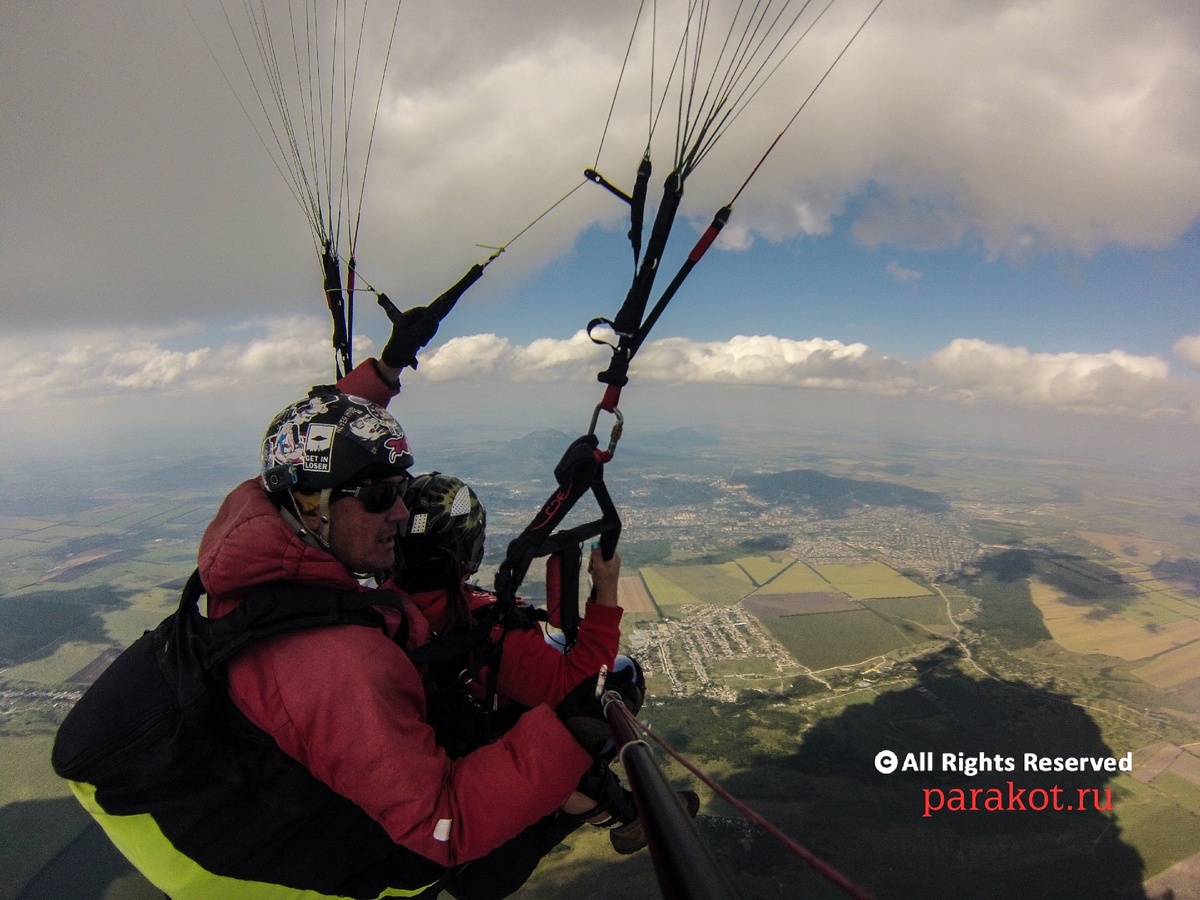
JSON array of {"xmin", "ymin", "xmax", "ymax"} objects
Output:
[{"xmin": 588, "ymin": 403, "xmax": 624, "ymax": 458}]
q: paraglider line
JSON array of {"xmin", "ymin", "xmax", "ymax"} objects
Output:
[{"xmin": 731, "ymin": 0, "xmax": 885, "ymax": 205}]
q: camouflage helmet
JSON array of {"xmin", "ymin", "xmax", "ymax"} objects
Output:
[
  {"xmin": 394, "ymin": 473, "xmax": 486, "ymax": 590},
  {"xmin": 259, "ymin": 389, "xmax": 414, "ymax": 496}
]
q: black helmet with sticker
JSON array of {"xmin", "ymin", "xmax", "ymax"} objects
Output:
[
  {"xmin": 394, "ymin": 473, "xmax": 486, "ymax": 591},
  {"xmin": 260, "ymin": 389, "xmax": 414, "ymax": 496}
]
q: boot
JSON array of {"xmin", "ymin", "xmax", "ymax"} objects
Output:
[{"xmin": 609, "ymin": 789, "xmax": 701, "ymax": 855}]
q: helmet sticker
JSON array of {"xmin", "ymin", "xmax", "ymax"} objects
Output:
[
  {"xmin": 348, "ymin": 411, "xmax": 392, "ymax": 442},
  {"xmin": 265, "ymin": 426, "xmax": 303, "ymax": 469},
  {"xmin": 450, "ymin": 485, "xmax": 472, "ymax": 516},
  {"xmin": 385, "ymin": 436, "xmax": 412, "ymax": 466},
  {"xmin": 303, "ymin": 424, "xmax": 335, "ymax": 472}
]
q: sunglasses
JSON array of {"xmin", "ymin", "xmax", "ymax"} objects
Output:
[{"xmin": 332, "ymin": 476, "xmax": 412, "ymax": 514}]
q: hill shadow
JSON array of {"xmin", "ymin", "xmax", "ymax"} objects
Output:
[
  {"xmin": 738, "ymin": 469, "xmax": 949, "ymax": 517},
  {"xmin": 0, "ymin": 584, "xmax": 132, "ymax": 666},
  {"xmin": 702, "ymin": 666, "xmax": 1148, "ymax": 899},
  {"xmin": 1151, "ymin": 557, "xmax": 1200, "ymax": 595},
  {"xmin": 956, "ymin": 547, "xmax": 1143, "ymax": 652}
]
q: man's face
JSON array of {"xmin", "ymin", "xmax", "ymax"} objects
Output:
[{"xmin": 324, "ymin": 478, "xmax": 410, "ymax": 574}]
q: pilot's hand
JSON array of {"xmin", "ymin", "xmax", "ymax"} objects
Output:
[{"xmin": 381, "ymin": 302, "xmax": 440, "ymax": 371}]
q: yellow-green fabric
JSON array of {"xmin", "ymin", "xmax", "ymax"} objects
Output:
[{"xmin": 69, "ymin": 780, "xmax": 436, "ymax": 900}]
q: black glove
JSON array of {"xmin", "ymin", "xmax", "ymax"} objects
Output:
[
  {"xmin": 556, "ymin": 674, "xmax": 609, "ymax": 756},
  {"xmin": 556, "ymin": 668, "xmax": 643, "ymax": 756},
  {"xmin": 380, "ymin": 301, "xmax": 441, "ymax": 370},
  {"xmin": 575, "ymin": 757, "xmax": 638, "ymax": 824}
]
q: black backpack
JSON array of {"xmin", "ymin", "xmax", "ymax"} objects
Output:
[
  {"xmin": 50, "ymin": 571, "xmax": 455, "ymax": 896},
  {"xmin": 53, "ymin": 570, "xmax": 409, "ymax": 784}
]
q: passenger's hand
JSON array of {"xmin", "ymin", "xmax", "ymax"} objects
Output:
[{"xmin": 588, "ymin": 546, "xmax": 621, "ymax": 607}]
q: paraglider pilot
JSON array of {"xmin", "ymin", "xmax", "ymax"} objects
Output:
[{"xmin": 52, "ymin": 306, "xmax": 645, "ymax": 899}]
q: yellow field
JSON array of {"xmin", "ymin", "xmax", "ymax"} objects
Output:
[
  {"xmin": 639, "ymin": 567, "xmax": 702, "ymax": 607},
  {"xmin": 734, "ymin": 554, "xmax": 794, "ymax": 586},
  {"xmin": 0, "ymin": 516, "xmax": 58, "ymax": 533},
  {"xmin": 754, "ymin": 560, "xmax": 830, "ymax": 594},
  {"xmin": 644, "ymin": 564, "xmax": 752, "ymax": 606},
  {"xmin": 1030, "ymin": 580, "xmax": 1200, "ymax": 671},
  {"xmin": 1078, "ymin": 531, "xmax": 1181, "ymax": 566},
  {"xmin": 1168, "ymin": 748, "xmax": 1200, "ymax": 788},
  {"xmin": 1133, "ymin": 642, "xmax": 1200, "ymax": 689},
  {"xmin": 813, "ymin": 562, "xmax": 931, "ymax": 600}
]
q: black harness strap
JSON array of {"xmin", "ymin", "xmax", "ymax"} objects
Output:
[
  {"xmin": 165, "ymin": 571, "xmax": 389, "ymax": 671},
  {"xmin": 321, "ymin": 242, "xmax": 353, "ymax": 379}
]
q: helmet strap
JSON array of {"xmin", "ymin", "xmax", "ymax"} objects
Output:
[
  {"xmin": 316, "ymin": 489, "xmax": 333, "ymax": 546},
  {"xmin": 280, "ymin": 489, "xmax": 334, "ymax": 553}
]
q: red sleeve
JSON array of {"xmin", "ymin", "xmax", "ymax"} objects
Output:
[
  {"xmin": 335, "ymin": 358, "xmax": 400, "ymax": 408},
  {"xmin": 226, "ymin": 622, "xmax": 591, "ymax": 866},
  {"xmin": 496, "ymin": 602, "xmax": 624, "ymax": 708}
]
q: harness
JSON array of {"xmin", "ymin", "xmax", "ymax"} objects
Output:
[{"xmin": 406, "ymin": 588, "xmax": 543, "ymax": 759}]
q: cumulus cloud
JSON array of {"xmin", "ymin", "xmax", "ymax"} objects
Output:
[
  {"xmin": 1174, "ymin": 333, "xmax": 1200, "ymax": 369},
  {"xmin": 422, "ymin": 332, "xmax": 914, "ymax": 393},
  {"xmin": 418, "ymin": 334, "xmax": 512, "ymax": 380},
  {"xmin": 631, "ymin": 335, "xmax": 914, "ymax": 393},
  {"xmin": 0, "ymin": 318, "xmax": 341, "ymax": 405},
  {"xmin": 4, "ymin": 0, "xmax": 1199, "ymax": 331},
  {"xmin": 926, "ymin": 338, "xmax": 1188, "ymax": 415},
  {"xmin": 5, "ymin": 321, "xmax": 1198, "ymax": 426}
]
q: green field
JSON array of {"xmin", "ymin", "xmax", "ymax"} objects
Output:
[
  {"xmin": 0, "ymin": 734, "xmax": 91, "ymax": 900},
  {"xmin": 867, "ymin": 595, "xmax": 957, "ymax": 635},
  {"xmin": 101, "ymin": 587, "xmax": 177, "ymax": 646},
  {"xmin": 1153, "ymin": 771, "xmax": 1200, "ymax": 817},
  {"xmin": 760, "ymin": 608, "xmax": 922, "ymax": 670},
  {"xmin": 814, "ymin": 561, "xmax": 932, "ymax": 600},
  {"xmin": 1109, "ymin": 775, "xmax": 1200, "ymax": 878},
  {"xmin": 2, "ymin": 641, "xmax": 111, "ymax": 685}
]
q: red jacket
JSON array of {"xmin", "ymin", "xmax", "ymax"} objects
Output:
[{"xmin": 198, "ymin": 360, "xmax": 605, "ymax": 866}]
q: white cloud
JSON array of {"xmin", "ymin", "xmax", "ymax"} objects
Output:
[
  {"xmin": 104, "ymin": 346, "xmax": 210, "ymax": 390},
  {"xmin": 419, "ymin": 334, "xmax": 511, "ymax": 380},
  {"xmin": 925, "ymin": 338, "xmax": 1188, "ymax": 415},
  {"xmin": 827, "ymin": 0, "xmax": 1200, "ymax": 259},
  {"xmin": 886, "ymin": 260, "xmax": 922, "ymax": 282},
  {"xmin": 1174, "ymin": 333, "xmax": 1200, "ymax": 369},
  {"xmin": 5, "ymin": 324, "xmax": 1198, "ymax": 428},
  {"xmin": 631, "ymin": 335, "xmax": 913, "ymax": 393},
  {"xmin": 420, "ymin": 332, "xmax": 913, "ymax": 393},
  {"xmin": 0, "ymin": 318, "xmax": 340, "ymax": 405}
]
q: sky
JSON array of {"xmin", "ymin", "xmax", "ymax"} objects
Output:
[{"xmin": 2, "ymin": 0, "xmax": 1198, "ymax": 477}]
